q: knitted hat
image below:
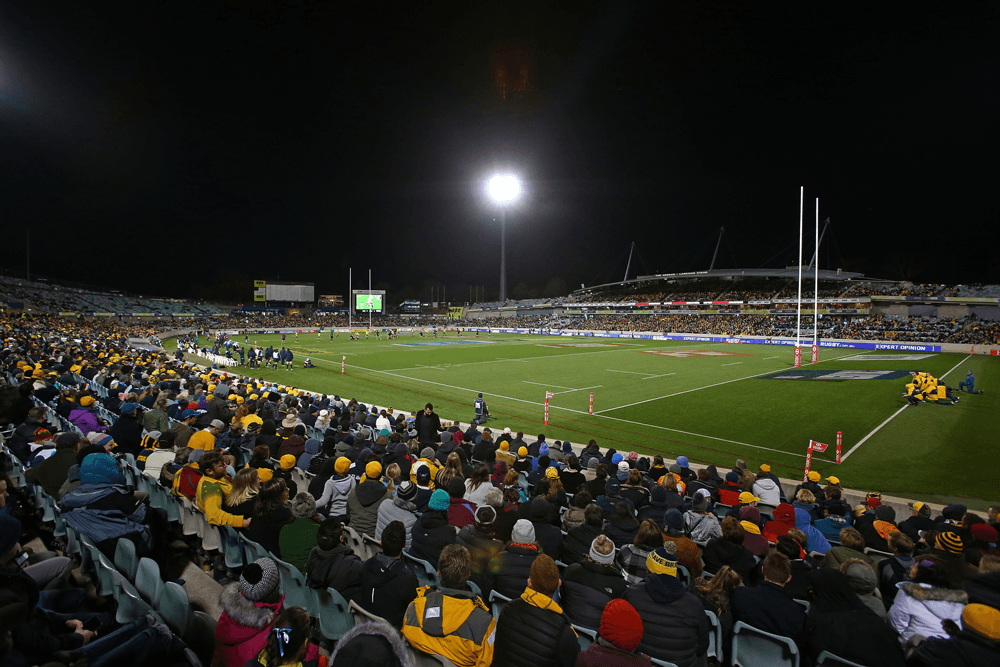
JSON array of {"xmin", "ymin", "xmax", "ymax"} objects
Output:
[
  {"xmin": 971, "ymin": 523, "xmax": 998, "ymax": 544},
  {"xmin": 0, "ymin": 515, "xmax": 21, "ymax": 557},
  {"xmin": 334, "ymin": 457, "xmax": 351, "ymax": 475},
  {"xmin": 545, "ymin": 466, "xmax": 559, "ymax": 479},
  {"xmin": 512, "ymin": 519, "xmax": 535, "ymax": 544},
  {"xmin": 365, "ymin": 461, "xmax": 382, "ymax": 480},
  {"xmin": 428, "ymin": 489, "xmax": 450, "ymax": 511},
  {"xmin": 826, "ymin": 476, "xmax": 840, "ymax": 485},
  {"xmin": 257, "ymin": 468, "xmax": 274, "ymax": 482},
  {"xmin": 649, "ymin": 485, "xmax": 668, "ymax": 506},
  {"xmin": 420, "ymin": 447, "xmax": 436, "ymax": 460},
  {"xmin": 807, "ymin": 471, "xmax": 820, "ymax": 482},
  {"xmin": 611, "ymin": 453, "xmax": 623, "ymax": 465},
  {"xmin": 446, "ymin": 477, "xmax": 466, "ymax": 498},
  {"xmin": 240, "ymin": 558, "xmax": 281, "ymax": 602},
  {"xmin": 740, "ymin": 506, "xmax": 762, "ymax": 526},
  {"xmin": 676, "ymin": 456, "xmax": 689, "ymax": 467},
  {"xmin": 664, "ymin": 508, "xmax": 684, "ymax": 533},
  {"xmin": 120, "ymin": 402, "xmax": 138, "ymax": 415},
  {"xmin": 600, "ymin": 599, "xmax": 644, "ymax": 653},
  {"xmin": 290, "ymin": 493, "xmax": 316, "ymax": 518},
  {"xmin": 941, "ymin": 503, "xmax": 967, "ymax": 521},
  {"xmin": 79, "ymin": 395, "xmax": 95, "ymax": 407},
  {"xmin": 589, "ymin": 536, "xmax": 615, "ymax": 566},
  {"xmin": 936, "ymin": 531, "xmax": 964, "ymax": 554},
  {"xmin": 726, "ymin": 471, "xmax": 740, "ymax": 483},
  {"xmin": 293, "ymin": 424, "xmax": 306, "ymax": 436},
  {"xmin": 517, "ymin": 446, "xmax": 528, "ymax": 457},
  {"xmin": 56, "ymin": 432, "xmax": 80, "ymax": 447},
  {"xmin": 79, "ymin": 453, "xmax": 125, "ymax": 486},
  {"xmin": 499, "ymin": 441, "xmax": 509, "ymax": 452},
  {"xmin": 588, "ymin": 458, "xmax": 599, "ymax": 470},
  {"xmin": 646, "ymin": 541, "xmax": 678, "ymax": 577},
  {"xmin": 539, "ymin": 443, "xmax": 549, "ymax": 455},
  {"xmin": 908, "ymin": 501, "xmax": 931, "ymax": 516},
  {"xmin": 692, "ymin": 494, "xmax": 709, "ymax": 512},
  {"xmin": 280, "ymin": 455, "xmax": 296, "ymax": 470},
  {"xmin": 874, "ymin": 505, "xmax": 896, "ymax": 523},
  {"xmin": 396, "ymin": 481, "xmax": 418, "ymax": 502},
  {"xmin": 759, "ymin": 464, "xmax": 771, "ymax": 472},
  {"xmin": 962, "ymin": 604, "xmax": 1000, "ymax": 641},
  {"xmin": 627, "ymin": 451, "xmax": 638, "ymax": 462},
  {"xmin": 474, "ymin": 506, "xmax": 497, "ymax": 531},
  {"xmin": 562, "ymin": 441, "xmax": 572, "ymax": 454}
]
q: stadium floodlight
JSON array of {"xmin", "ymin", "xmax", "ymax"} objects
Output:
[{"xmin": 488, "ymin": 174, "xmax": 520, "ymax": 303}]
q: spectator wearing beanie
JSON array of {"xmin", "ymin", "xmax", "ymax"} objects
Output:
[
  {"xmin": 529, "ymin": 496, "xmax": 563, "ymax": 561},
  {"xmin": 305, "ymin": 519, "xmax": 364, "ymax": 601},
  {"xmin": 574, "ymin": 598, "xmax": 652, "ymax": 667},
  {"xmin": 445, "ymin": 476, "xmax": 476, "ymax": 529},
  {"xmin": 683, "ymin": 492, "xmax": 721, "ymax": 543},
  {"xmin": 716, "ymin": 471, "xmax": 743, "ymax": 506},
  {"xmin": 346, "ymin": 461, "xmax": 392, "ymax": 538},
  {"xmin": 637, "ymin": 484, "xmax": 670, "ymax": 525},
  {"xmin": 213, "ymin": 557, "xmax": 321, "ymax": 667},
  {"xmin": 375, "ymin": 480, "xmax": 420, "ymax": 547},
  {"xmin": 563, "ymin": 504, "xmax": 606, "ymax": 566},
  {"xmin": 603, "ymin": 493, "xmax": 641, "ymax": 548},
  {"xmin": 562, "ymin": 535, "xmax": 628, "ymax": 630},
  {"xmin": 492, "ymin": 554, "xmax": 579, "ymax": 667},
  {"xmin": 624, "ymin": 542, "xmax": 710, "ymax": 667},
  {"xmin": 762, "ymin": 502, "xmax": 797, "ymax": 544},
  {"xmin": 271, "ymin": 454, "xmax": 300, "ymax": 498},
  {"xmin": 356, "ymin": 521, "xmax": 418, "ymax": 627},
  {"xmin": 278, "ymin": 492, "xmax": 324, "ymax": 572},
  {"xmin": 409, "ymin": 489, "xmax": 457, "ymax": 566},
  {"xmin": 314, "ymin": 457, "xmax": 355, "ymax": 525},
  {"xmin": 738, "ymin": 506, "xmax": 770, "ymax": 559},
  {"xmin": 485, "ymin": 519, "xmax": 542, "ymax": 600},
  {"xmin": 278, "ymin": 423, "xmax": 307, "ymax": 459},
  {"xmin": 905, "ymin": 602, "xmax": 1000, "ymax": 667},
  {"xmin": 456, "ymin": 505, "xmax": 504, "ymax": 591},
  {"xmin": 660, "ymin": 508, "xmax": 703, "ymax": 578},
  {"xmin": 411, "ymin": 462, "xmax": 435, "ymax": 511},
  {"xmin": 793, "ymin": 470, "xmax": 827, "ymax": 503},
  {"xmin": 840, "ymin": 558, "xmax": 887, "ymax": 618}
]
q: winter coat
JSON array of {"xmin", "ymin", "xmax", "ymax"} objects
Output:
[
  {"xmin": 804, "ymin": 606, "xmax": 906, "ymax": 667},
  {"xmin": 347, "ymin": 480, "xmax": 392, "ymax": 538},
  {"xmin": 563, "ymin": 523, "xmax": 602, "ymax": 565},
  {"xmin": 751, "ymin": 478, "xmax": 782, "ymax": 507},
  {"xmin": 702, "ymin": 538, "xmax": 757, "ymax": 581},
  {"xmin": 278, "ymin": 517, "xmax": 321, "ymax": 573},
  {"xmin": 603, "ymin": 514, "xmax": 640, "ymax": 549},
  {"xmin": 456, "ymin": 526, "xmax": 504, "ymax": 590},
  {"xmin": 354, "ymin": 553, "xmax": 419, "ymax": 627},
  {"xmin": 684, "ymin": 511, "xmax": 722, "ymax": 543},
  {"xmin": 823, "ymin": 547, "xmax": 875, "ymax": 571},
  {"xmin": 244, "ymin": 506, "xmax": 292, "ymax": 558},
  {"xmin": 794, "ymin": 508, "xmax": 831, "ymax": 554},
  {"xmin": 67, "ymin": 408, "xmax": 105, "ymax": 436},
  {"xmin": 306, "ymin": 542, "xmax": 365, "ymax": 601},
  {"xmin": 24, "ymin": 448, "xmax": 77, "ymax": 498},
  {"xmin": 108, "ymin": 415, "xmax": 144, "ymax": 456},
  {"xmin": 328, "ymin": 618, "xmax": 413, "ymax": 667},
  {"xmin": 486, "ymin": 543, "xmax": 541, "ymax": 600},
  {"xmin": 491, "ymin": 588, "xmax": 579, "ymax": 667},
  {"xmin": 402, "ymin": 585, "xmax": 496, "ymax": 667},
  {"xmin": 887, "ymin": 582, "xmax": 967, "ymax": 643},
  {"xmin": 316, "ymin": 474, "xmax": 356, "ymax": 519},
  {"xmin": 375, "ymin": 497, "xmax": 419, "ymax": 547},
  {"xmin": 211, "ymin": 587, "xmax": 324, "ymax": 667},
  {"xmin": 409, "ymin": 510, "xmax": 457, "ymax": 566},
  {"xmin": 904, "ymin": 628, "xmax": 1000, "ymax": 667},
  {"xmin": 624, "ymin": 573, "xmax": 710, "ymax": 667},
  {"xmin": 575, "ymin": 641, "xmax": 653, "ymax": 667},
  {"xmin": 447, "ymin": 496, "xmax": 477, "ymax": 529},
  {"xmin": 730, "ymin": 581, "xmax": 807, "ymax": 642},
  {"xmin": 617, "ymin": 544, "xmax": 654, "ymax": 585},
  {"xmin": 562, "ymin": 506, "xmax": 586, "ymax": 532},
  {"xmin": 562, "ymin": 559, "xmax": 628, "ymax": 629}
]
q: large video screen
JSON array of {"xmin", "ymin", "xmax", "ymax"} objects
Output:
[{"xmin": 355, "ymin": 293, "xmax": 383, "ymax": 311}]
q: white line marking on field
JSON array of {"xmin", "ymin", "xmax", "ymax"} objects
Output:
[
  {"xmin": 764, "ymin": 356, "xmax": 780, "ymax": 360},
  {"xmin": 640, "ymin": 373, "xmax": 676, "ymax": 380},
  {"xmin": 722, "ymin": 362, "xmax": 743, "ymax": 366},
  {"xmin": 554, "ymin": 385, "xmax": 602, "ymax": 395},
  {"xmin": 523, "ymin": 381, "xmax": 576, "ymax": 390},
  {"xmin": 606, "ymin": 369, "xmax": 652, "ymax": 375},
  {"xmin": 596, "ymin": 351, "xmax": 862, "ymax": 414},
  {"xmin": 840, "ymin": 354, "xmax": 971, "ymax": 462}
]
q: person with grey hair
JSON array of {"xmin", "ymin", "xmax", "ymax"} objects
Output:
[{"xmin": 279, "ymin": 492, "xmax": 323, "ymax": 571}]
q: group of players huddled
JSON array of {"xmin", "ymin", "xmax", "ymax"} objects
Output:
[{"xmin": 903, "ymin": 369, "xmax": 984, "ymax": 405}]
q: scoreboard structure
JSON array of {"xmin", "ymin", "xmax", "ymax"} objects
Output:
[
  {"xmin": 253, "ymin": 281, "xmax": 315, "ymax": 304},
  {"xmin": 352, "ymin": 290, "xmax": 385, "ymax": 313}
]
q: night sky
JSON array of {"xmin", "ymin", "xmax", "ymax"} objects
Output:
[{"xmin": 2, "ymin": 2, "xmax": 998, "ymax": 303}]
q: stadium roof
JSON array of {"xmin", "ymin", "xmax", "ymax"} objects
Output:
[{"xmin": 573, "ymin": 267, "xmax": 879, "ymax": 297}]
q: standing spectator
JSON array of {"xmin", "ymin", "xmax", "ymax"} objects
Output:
[
  {"xmin": 573, "ymin": 598, "xmax": 653, "ymax": 667},
  {"xmin": 624, "ymin": 542, "xmax": 710, "ymax": 667},
  {"xmin": 730, "ymin": 553, "xmax": 807, "ymax": 642},
  {"xmin": 401, "ymin": 544, "xmax": 496, "ymax": 667},
  {"xmin": 491, "ymin": 554, "xmax": 579, "ymax": 667},
  {"xmin": 356, "ymin": 521, "xmax": 418, "ymax": 627},
  {"xmin": 305, "ymin": 519, "xmax": 364, "ymax": 601},
  {"xmin": 414, "ymin": 403, "xmax": 442, "ymax": 444}
]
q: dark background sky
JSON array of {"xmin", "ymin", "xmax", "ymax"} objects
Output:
[{"xmin": 2, "ymin": 1, "xmax": 998, "ymax": 303}]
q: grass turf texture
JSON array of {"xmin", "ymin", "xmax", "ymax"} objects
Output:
[{"xmin": 167, "ymin": 332, "xmax": 999, "ymax": 504}]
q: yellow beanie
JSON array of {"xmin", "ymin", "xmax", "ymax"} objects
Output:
[
  {"xmin": 807, "ymin": 471, "xmax": 821, "ymax": 482},
  {"xmin": 257, "ymin": 468, "xmax": 274, "ymax": 482},
  {"xmin": 545, "ymin": 467, "xmax": 559, "ymax": 479},
  {"xmin": 80, "ymin": 396, "xmax": 95, "ymax": 407},
  {"xmin": 518, "ymin": 447, "xmax": 528, "ymax": 457},
  {"xmin": 365, "ymin": 461, "xmax": 382, "ymax": 479},
  {"xmin": 500, "ymin": 442, "xmax": 509, "ymax": 452},
  {"xmin": 280, "ymin": 455, "xmax": 296, "ymax": 470},
  {"xmin": 335, "ymin": 457, "xmax": 351, "ymax": 475}
]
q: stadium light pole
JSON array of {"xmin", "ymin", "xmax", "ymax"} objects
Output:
[{"xmin": 488, "ymin": 174, "xmax": 520, "ymax": 304}]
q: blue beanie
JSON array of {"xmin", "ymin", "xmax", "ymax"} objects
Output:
[
  {"xmin": 611, "ymin": 453, "xmax": 624, "ymax": 465},
  {"xmin": 428, "ymin": 489, "xmax": 450, "ymax": 512},
  {"xmin": 80, "ymin": 453, "xmax": 126, "ymax": 486},
  {"xmin": 562, "ymin": 441, "xmax": 572, "ymax": 454},
  {"xmin": 120, "ymin": 402, "xmax": 138, "ymax": 415},
  {"xmin": 677, "ymin": 456, "xmax": 689, "ymax": 468},
  {"xmin": 726, "ymin": 471, "xmax": 740, "ymax": 484},
  {"xmin": 0, "ymin": 515, "xmax": 21, "ymax": 557}
]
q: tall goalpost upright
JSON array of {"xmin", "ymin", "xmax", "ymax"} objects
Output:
[
  {"xmin": 794, "ymin": 187, "xmax": 804, "ymax": 368},
  {"xmin": 812, "ymin": 198, "xmax": 820, "ymax": 363}
]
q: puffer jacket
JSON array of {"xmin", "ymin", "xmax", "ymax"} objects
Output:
[
  {"xmin": 409, "ymin": 510, "xmax": 457, "ymax": 566},
  {"xmin": 316, "ymin": 474, "xmax": 356, "ymax": 519},
  {"xmin": 211, "ymin": 587, "xmax": 324, "ymax": 667},
  {"xmin": 684, "ymin": 511, "xmax": 721, "ymax": 543},
  {"xmin": 701, "ymin": 538, "xmax": 757, "ymax": 581},
  {"xmin": 355, "ymin": 553, "xmax": 419, "ymax": 627},
  {"xmin": 624, "ymin": 573, "xmax": 710, "ymax": 667},
  {"xmin": 402, "ymin": 586, "xmax": 495, "ymax": 667},
  {"xmin": 375, "ymin": 497, "xmax": 419, "ymax": 547},
  {"xmin": 456, "ymin": 525, "xmax": 504, "ymax": 590},
  {"xmin": 485, "ymin": 543, "xmax": 541, "ymax": 600},
  {"xmin": 67, "ymin": 408, "xmax": 105, "ymax": 436},
  {"xmin": 561, "ymin": 559, "xmax": 628, "ymax": 629},
  {"xmin": 563, "ymin": 523, "xmax": 602, "ymax": 565},
  {"xmin": 305, "ymin": 542, "xmax": 364, "ymax": 601},
  {"xmin": 491, "ymin": 588, "xmax": 580, "ymax": 667},
  {"xmin": 794, "ymin": 507, "xmax": 832, "ymax": 554},
  {"xmin": 887, "ymin": 582, "xmax": 968, "ymax": 643},
  {"xmin": 603, "ymin": 514, "xmax": 640, "ymax": 549}
]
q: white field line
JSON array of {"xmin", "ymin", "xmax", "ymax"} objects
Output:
[
  {"xmin": 641, "ymin": 373, "xmax": 676, "ymax": 380},
  {"xmin": 304, "ymin": 355, "xmax": 837, "ymax": 462},
  {"xmin": 596, "ymin": 351, "xmax": 864, "ymax": 414},
  {"xmin": 523, "ymin": 381, "xmax": 576, "ymax": 390},
  {"xmin": 606, "ymin": 369, "xmax": 652, "ymax": 375},
  {"xmin": 721, "ymin": 362, "xmax": 743, "ymax": 366},
  {"xmin": 554, "ymin": 385, "xmax": 602, "ymax": 395},
  {"xmin": 763, "ymin": 356, "xmax": 780, "ymax": 360},
  {"xmin": 840, "ymin": 354, "xmax": 972, "ymax": 462}
]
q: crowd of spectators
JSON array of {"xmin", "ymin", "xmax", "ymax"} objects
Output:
[{"xmin": 0, "ymin": 276, "xmax": 224, "ymax": 314}]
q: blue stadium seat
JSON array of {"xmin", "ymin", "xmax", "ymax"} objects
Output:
[{"xmin": 731, "ymin": 620, "xmax": 800, "ymax": 667}]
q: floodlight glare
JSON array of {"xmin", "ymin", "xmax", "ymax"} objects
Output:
[{"xmin": 488, "ymin": 175, "xmax": 520, "ymax": 203}]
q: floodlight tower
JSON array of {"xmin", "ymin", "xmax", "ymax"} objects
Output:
[{"xmin": 488, "ymin": 174, "xmax": 520, "ymax": 304}]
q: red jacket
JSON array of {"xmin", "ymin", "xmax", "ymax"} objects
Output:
[
  {"xmin": 212, "ymin": 588, "xmax": 324, "ymax": 667},
  {"xmin": 448, "ymin": 497, "xmax": 477, "ymax": 529}
]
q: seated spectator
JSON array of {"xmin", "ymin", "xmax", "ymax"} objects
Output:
[
  {"xmin": 463, "ymin": 463, "xmax": 493, "ymax": 507},
  {"xmin": 793, "ymin": 488, "xmax": 820, "ymax": 520},
  {"xmin": 730, "ymin": 553, "xmax": 807, "ymax": 642},
  {"xmin": 244, "ymin": 606, "xmax": 321, "ymax": 667},
  {"xmin": 887, "ymin": 558, "xmax": 967, "ymax": 644},
  {"xmin": 24, "ymin": 432, "xmax": 80, "ymax": 498},
  {"xmin": 620, "ymin": 469, "xmax": 650, "ymax": 509},
  {"xmin": 486, "ymin": 519, "xmax": 542, "ymax": 600},
  {"xmin": 692, "ymin": 565, "xmax": 743, "ymax": 617},
  {"xmin": 563, "ymin": 504, "xmax": 605, "ymax": 565},
  {"xmin": 528, "ymin": 497, "xmax": 562, "ymax": 561},
  {"xmin": 624, "ymin": 542, "xmax": 710, "ymax": 667},
  {"xmin": 159, "ymin": 445, "xmax": 190, "ymax": 490},
  {"xmin": 559, "ymin": 455, "xmax": 586, "ymax": 495},
  {"xmin": 279, "ymin": 493, "xmax": 324, "ymax": 572},
  {"xmin": 574, "ymin": 598, "xmax": 652, "ymax": 667},
  {"xmin": 878, "ymin": 531, "xmax": 916, "ymax": 608},
  {"xmin": 738, "ymin": 506, "xmax": 770, "ymax": 559},
  {"xmin": 814, "ymin": 496, "xmax": 851, "ymax": 542},
  {"xmin": 306, "ymin": 519, "xmax": 364, "ymax": 601},
  {"xmin": 409, "ymin": 489, "xmax": 457, "ymax": 567},
  {"xmin": 273, "ymin": 455, "xmax": 300, "ymax": 498},
  {"xmin": 617, "ymin": 520, "xmax": 664, "ymax": 585},
  {"xmin": 793, "ymin": 471, "xmax": 827, "ymax": 502},
  {"xmin": 183, "ymin": 416, "xmax": 223, "ymax": 454},
  {"xmin": 562, "ymin": 535, "xmax": 627, "ymax": 629},
  {"xmin": 661, "ymin": 508, "xmax": 703, "ymax": 578},
  {"xmin": 196, "ymin": 450, "xmax": 251, "ymax": 528},
  {"xmin": 585, "ymin": 463, "xmax": 609, "ymax": 499},
  {"xmin": 9, "ymin": 406, "xmax": 54, "ymax": 464},
  {"xmin": 214, "ymin": 557, "xmax": 322, "ymax": 667},
  {"xmin": 858, "ymin": 505, "xmax": 900, "ymax": 553},
  {"xmin": 171, "ymin": 448, "xmax": 205, "ymax": 500},
  {"xmin": 456, "ymin": 506, "xmax": 504, "ymax": 592},
  {"xmin": 841, "ymin": 558, "xmax": 886, "ymax": 618},
  {"xmin": 775, "ymin": 535, "xmax": 815, "ymax": 600},
  {"xmin": 794, "ymin": 507, "xmax": 832, "ymax": 555},
  {"xmin": 375, "ymin": 480, "xmax": 419, "ymax": 548},
  {"xmin": 603, "ymin": 501, "xmax": 641, "ymax": 549},
  {"xmin": 561, "ymin": 489, "xmax": 591, "ymax": 532},
  {"xmin": 278, "ymin": 424, "xmax": 308, "ymax": 459},
  {"xmin": 329, "ymin": 619, "xmax": 413, "ymax": 667},
  {"xmin": 685, "ymin": 468, "xmax": 717, "ymax": 503},
  {"xmin": 402, "ymin": 544, "xmax": 497, "ymax": 667},
  {"xmin": 245, "ymin": 478, "xmax": 293, "ymax": 557},
  {"xmin": 356, "ymin": 521, "xmax": 418, "ymax": 627},
  {"xmin": 898, "ymin": 500, "xmax": 935, "ymax": 542},
  {"xmin": 445, "ymin": 477, "xmax": 476, "ymax": 529},
  {"xmin": 751, "ymin": 468, "xmax": 781, "ymax": 508},
  {"xmin": 703, "ymin": 517, "xmax": 757, "ymax": 582},
  {"xmin": 684, "ymin": 493, "xmax": 721, "ymax": 543},
  {"xmin": 904, "ymin": 603, "xmax": 1000, "ymax": 667},
  {"xmin": 136, "ymin": 429, "xmax": 177, "ymax": 479},
  {"xmin": 492, "ymin": 554, "xmax": 579, "ymax": 667},
  {"xmin": 824, "ymin": 527, "xmax": 876, "ymax": 570},
  {"xmin": 224, "ymin": 467, "xmax": 260, "ymax": 519},
  {"xmin": 762, "ymin": 502, "xmax": 797, "ymax": 544},
  {"xmin": 315, "ymin": 457, "xmax": 355, "ymax": 525},
  {"xmin": 717, "ymin": 472, "xmax": 743, "ymax": 506},
  {"xmin": 803, "ymin": 570, "xmax": 906, "ymax": 667},
  {"xmin": 347, "ymin": 461, "xmax": 392, "ymax": 538}
]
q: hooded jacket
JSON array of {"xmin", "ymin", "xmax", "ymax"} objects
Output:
[
  {"xmin": 529, "ymin": 498, "xmax": 563, "ymax": 561},
  {"xmin": 306, "ymin": 542, "xmax": 365, "ymax": 601},
  {"xmin": 842, "ymin": 560, "xmax": 886, "ymax": 618},
  {"xmin": 409, "ymin": 510, "xmax": 457, "ymax": 566},
  {"xmin": 562, "ymin": 523, "xmax": 602, "ymax": 565},
  {"xmin": 347, "ymin": 480, "xmax": 393, "ymax": 537},
  {"xmin": 887, "ymin": 582, "xmax": 968, "ymax": 643},
  {"xmin": 683, "ymin": 510, "xmax": 722, "ymax": 543},
  {"xmin": 603, "ymin": 513, "xmax": 641, "ymax": 549},
  {"xmin": 376, "ymin": 496, "xmax": 419, "ymax": 547},
  {"xmin": 702, "ymin": 537, "xmax": 757, "ymax": 581},
  {"xmin": 316, "ymin": 473, "xmax": 356, "ymax": 519},
  {"xmin": 355, "ymin": 553, "xmax": 419, "ymax": 627},
  {"xmin": 751, "ymin": 477, "xmax": 781, "ymax": 506},
  {"xmin": 794, "ymin": 507, "xmax": 832, "ymax": 554},
  {"xmin": 329, "ymin": 618, "xmax": 415, "ymax": 667},
  {"xmin": 67, "ymin": 408, "xmax": 105, "ymax": 436},
  {"xmin": 624, "ymin": 573, "xmax": 710, "ymax": 667},
  {"xmin": 402, "ymin": 586, "xmax": 496, "ymax": 667},
  {"xmin": 211, "ymin": 587, "xmax": 322, "ymax": 667},
  {"xmin": 762, "ymin": 503, "xmax": 797, "ymax": 543},
  {"xmin": 456, "ymin": 525, "xmax": 504, "ymax": 590},
  {"xmin": 486, "ymin": 543, "xmax": 540, "ymax": 600},
  {"xmin": 491, "ymin": 587, "xmax": 579, "ymax": 667}
]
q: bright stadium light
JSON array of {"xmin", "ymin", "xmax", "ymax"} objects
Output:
[
  {"xmin": 488, "ymin": 174, "xmax": 520, "ymax": 304},
  {"xmin": 488, "ymin": 174, "xmax": 520, "ymax": 202}
]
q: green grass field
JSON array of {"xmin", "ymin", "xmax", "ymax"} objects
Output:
[{"xmin": 166, "ymin": 331, "xmax": 999, "ymax": 504}]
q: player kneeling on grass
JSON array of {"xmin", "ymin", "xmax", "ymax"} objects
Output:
[
  {"xmin": 903, "ymin": 382, "xmax": 924, "ymax": 405},
  {"xmin": 303, "ymin": 358, "xmax": 314, "ymax": 369}
]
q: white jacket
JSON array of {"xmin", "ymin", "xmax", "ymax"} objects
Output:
[
  {"xmin": 752, "ymin": 478, "xmax": 782, "ymax": 507},
  {"xmin": 887, "ymin": 582, "xmax": 967, "ymax": 643}
]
